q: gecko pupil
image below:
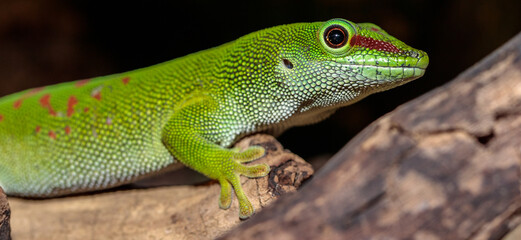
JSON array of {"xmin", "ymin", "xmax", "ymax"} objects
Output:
[{"xmin": 325, "ymin": 26, "xmax": 347, "ymax": 48}]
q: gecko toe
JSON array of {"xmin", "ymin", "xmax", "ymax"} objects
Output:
[
  {"xmin": 218, "ymin": 179, "xmax": 233, "ymax": 210},
  {"xmin": 232, "ymin": 146, "xmax": 265, "ymax": 163},
  {"xmin": 237, "ymin": 163, "xmax": 270, "ymax": 178}
]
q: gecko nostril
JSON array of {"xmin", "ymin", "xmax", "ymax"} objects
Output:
[
  {"xmin": 282, "ymin": 59, "xmax": 294, "ymax": 69},
  {"xmin": 405, "ymin": 50, "xmax": 419, "ymax": 58}
]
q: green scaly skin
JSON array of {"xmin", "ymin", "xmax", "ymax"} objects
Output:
[{"xmin": 0, "ymin": 19, "xmax": 428, "ymax": 219}]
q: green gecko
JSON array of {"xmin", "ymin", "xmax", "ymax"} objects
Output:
[{"xmin": 0, "ymin": 18, "xmax": 428, "ymax": 219}]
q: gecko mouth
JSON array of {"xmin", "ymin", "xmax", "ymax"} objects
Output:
[{"xmin": 336, "ymin": 52, "xmax": 429, "ymax": 84}]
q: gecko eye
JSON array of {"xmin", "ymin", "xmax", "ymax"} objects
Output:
[{"xmin": 324, "ymin": 26, "xmax": 348, "ymax": 48}]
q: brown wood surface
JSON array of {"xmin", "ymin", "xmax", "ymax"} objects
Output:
[
  {"xmin": 220, "ymin": 32, "xmax": 521, "ymax": 239},
  {"xmin": 7, "ymin": 134, "xmax": 313, "ymax": 239},
  {"xmin": 0, "ymin": 189, "xmax": 11, "ymax": 240}
]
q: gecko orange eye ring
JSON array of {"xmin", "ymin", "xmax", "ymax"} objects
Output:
[{"xmin": 324, "ymin": 25, "xmax": 348, "ymax": 48}]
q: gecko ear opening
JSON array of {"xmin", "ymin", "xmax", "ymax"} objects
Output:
[{"xmin": 282, "ymin": 59, "xmax": 294, "ymax": 69}]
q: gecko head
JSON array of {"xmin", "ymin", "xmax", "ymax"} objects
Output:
[
  {"xmin": 270, "ymin": 18, "xmax": 429, "ymax": 114},
  {"xmin": 223, "ymin": 18, "xmax": 428, "ymax": 128}
]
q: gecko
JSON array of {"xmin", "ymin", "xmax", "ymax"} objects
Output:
[{"xmin": 0, "ymin": 18, "xmax": 428, "ymax": 219}]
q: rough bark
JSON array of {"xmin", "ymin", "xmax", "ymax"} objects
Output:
[
  {"xmin": 0, "ymin": 188, "xmax": 11, "ymax": 240},
  {"xmin": 8, "ymin": 134, "xmax": 313, "ymax": 239},
  {"xmin": 220, "ymin": 32, "xmax": 521, "ymax": 240}
]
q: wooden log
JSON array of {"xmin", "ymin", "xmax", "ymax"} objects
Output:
[
  {"xmin": 220, "ymin": 32, "xmax": 521, "ymax": 240},
  {"xmin": 0, "ymin": 188, "xmax": 11, "ymax": 240}
]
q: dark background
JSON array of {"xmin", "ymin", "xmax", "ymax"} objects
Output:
[{"xmin": 1, "ymin": 0, "xmax": 520, "ymax": 163}]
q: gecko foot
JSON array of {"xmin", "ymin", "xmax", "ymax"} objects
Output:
[{"xmin": 218, "ymin": 145, "xmax": 270, "ymax": 219}]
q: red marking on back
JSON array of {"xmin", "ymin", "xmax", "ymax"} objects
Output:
[
  {"xmin": 350, "ymin": 35, "xmax": 402, "ymax": 53},
  {"xmin": 370, "ymin": 27, "xmax": 380, "ymax": 32},
  {"xmin": 75, "ymin": 79, "xmax": 91, "ymax": 88},
  {"xmin": 67, "ymin": 96, "xmax": 78, "ymax": 117},
  {"xmin": 13, "ymin": 100, "xmax": 22, "ymax": 109},
  {"xmin": 48, "ymin": 130, "xmax": 56, "ymax": 139},
  {"xmin": 65, "ymin": 126, "xmax": 71, "ymax": 135},
  {"xmin": 0, "ymin": 114, "xmax": 3, "ymax": 122},
  {"xmin": 39, "ymin": 94, "xmax": 57, "ymax": 116},
  {"xmin": 84, "ymin": 107, "xmax": 90, "ymax": 113},
  {"xmin": 122, "ymin": 77, "xmax": 130, "ymax": 85},
  {"xmin": 13, "ymin": 87, "xmax": 45, "ymax": 109},
  {"xmin": 39, "ymin": 94, "xmax": 51, "ymax": 106},
  {"xmin": 35, "ymin": 126, "xmax": 41, "ymax": 133},
  {"xmin": 92, "ymin": 92, "xmax": 101, "ymax": 101},
  {"xmin": 91, "ymin": 86, "xmax": 103, "ymax": 101}
]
